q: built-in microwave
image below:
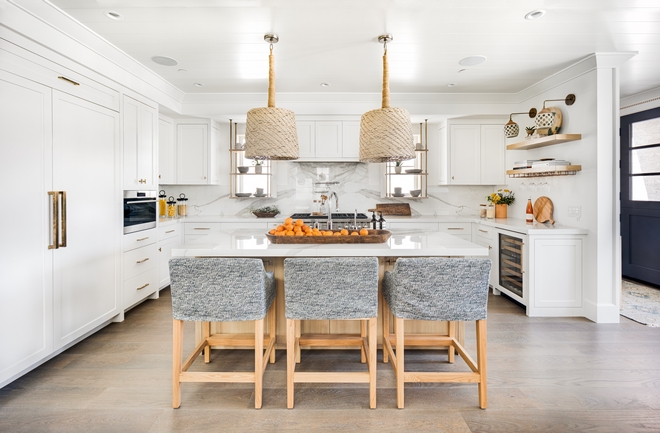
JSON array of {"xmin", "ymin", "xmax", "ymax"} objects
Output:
[{"xmin": 123, "ymin": 191, "xmax": 157, "ymax": 234}]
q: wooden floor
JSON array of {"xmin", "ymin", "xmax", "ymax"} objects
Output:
[{"xmin": 1, "ymin": 290, "xmax": 659, "ymax": 433}]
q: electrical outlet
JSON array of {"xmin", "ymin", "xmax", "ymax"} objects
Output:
[{"xmin": 568, "ymin": 206, "xmax": 581, "ymax": 218}]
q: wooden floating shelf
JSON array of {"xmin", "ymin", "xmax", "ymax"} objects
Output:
[
  {"xmin": 506, "ymin": 165, "xmax": 582, "ymax": 178},
  {"xmin": 506, "ymin": 134, "xmax": 582, "ymax": 150}
]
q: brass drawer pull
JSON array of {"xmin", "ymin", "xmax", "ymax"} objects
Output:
[
  {"xmin": 58, "ymin": 76, "xmax": 80, "ymax": 86},
  {"xmin": 137, "ymin": 283, "xmax": 149, "ymax": 290},
  {"xmin": 136, "ymin": 258, "xmax": 150, "ymax": 264},
  {"xmin": 447, "ymin": 227, "xmax": 464, "ymax": 230},
  {"xmin": 479, "ymin": 229, "xmax": 488, "ymax": 233},
  {"xmin": 194, "ymin": 227, "xmax": 210, "ymax": 230},
  {"xmin": 136, "ymin": 237, "xmax": 149, "ymax": 241},
  {"xmin": 165, "ymin": 230, "xmax": 175, "ymax": 233}
]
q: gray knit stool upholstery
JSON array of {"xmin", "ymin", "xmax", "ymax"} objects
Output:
[
  {"xmin": 382, "ymin": 257, "xmax": 491, "ymax": 409},
  {"xmin": 283, "ymin": 257, "xmax": 379, "ymax": 409},
  {"xmin": 169, "ymin": 258, "xmax": 277, "ymax": 409}
]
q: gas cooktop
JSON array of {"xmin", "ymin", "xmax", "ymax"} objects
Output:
[{"xmin": 290, "ymin": 213, "xmax": 369, "ymax": 221}]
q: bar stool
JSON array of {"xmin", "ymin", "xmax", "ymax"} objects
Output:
[
  {"xmin": 284, "ymin": 257, "xmax": 379, "ymax": 409},
  {"xmin": 169, "ymin": 257, "xmax": 276, "ymax": 409},
  {"xmin": 382, "ymin": 257, "xmax": 491, "ymax": 409}
]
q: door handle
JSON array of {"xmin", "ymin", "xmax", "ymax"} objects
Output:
[
  {"xmin": 48, "ymin": 191, "xmax": 67, "ymax": 249},
  {"xmin": 136, "ymin": 258, "xmax": 150, "ymax": 264}
]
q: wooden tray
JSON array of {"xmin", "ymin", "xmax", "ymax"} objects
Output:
[
  {"xmin": 369, "ymin": 203, "xmax": 411, "ymax": 216},
  {"xmin": 265, "ymin": 230, "xmax": 391, "ymax": 244}
]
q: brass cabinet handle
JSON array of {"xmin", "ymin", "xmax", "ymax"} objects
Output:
[
  {"xmin": 158, "ymin": 174, "xmax": 161, "ymax": 179},
  {"xmin": 165, "ymin": 230, "xmax": 175, "ymax": 233},
  {"xmin": 158, "ymin": 247, "xmax": 162, "ymax": 252},
  {"xmin": 136, "ymin": 258, "xmax": 150, "ymax": 264},
  {"xmin": 194, "ymin": 227, "xmax": 210, "ymax": 230},
  {"xmin": 479, "ymin": 229, "xmax": 488, "ymax": 233},
  {"xmin": 60, "ymin": 191, "xmax": 67, "ymax": 248},
  {"xmin": 48, "ymin": 191, "xmax": 59, "ymax": 249},
  {"xmin": 447, "ymin": 227, "xmax": 464, "ymax": 230},
  {"xmin": 57, "ymin": 76, "xmax": 80, "ymax": 86},
  {"xmin": 488, "ymin": 245, "xmax": 492, "ymax": 250},
  {"xmin": 137, "ymin": 283, "xmax": 149, "ymax": 290},
  {"xmin": 136, "ymin": 237, "xmax": 149, "ymax": 241},
  {"xmin": 203, "ymin": 176, "xmax": 207, "ymax": 180}
]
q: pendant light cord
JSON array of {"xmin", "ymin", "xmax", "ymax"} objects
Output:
[
  {"xmin": 382, "ymin": 44, "xmax": 390, "ymax": 109},
  {"xmin": 268, "ymin": 44, "xmax": 275, "ymax": 108}
]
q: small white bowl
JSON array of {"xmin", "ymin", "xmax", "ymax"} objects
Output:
[{"xmin": 410, "ymin": 189, "xmax": 422, "ymax": 197}]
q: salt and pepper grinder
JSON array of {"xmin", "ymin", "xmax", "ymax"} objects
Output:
[
  {"xmin": 378, "ymin": 211, "xmax": 386, "ymax": 230},
  {"xmin": 371, "ymin": 211, "xmax": 378, "ymax": 230}
]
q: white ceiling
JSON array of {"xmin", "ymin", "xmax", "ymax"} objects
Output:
[{"xmin": 50, "ymin": 0, "xmax": 660, "ymax": 98}]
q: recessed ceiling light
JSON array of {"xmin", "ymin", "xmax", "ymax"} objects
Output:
[
  {"xmin": 194, "ymin": 83, "xmax": 204, "ymax": 87},
  {"xmin": 177, "ymin": 68, "xmax": 187, "ymax": 73},
  {"xmin": 459, "ymin": 56, "xmax": 487, "ymax": 67},
  {"xmin": 105, "ymin": 11, "xmax": 124, "ymax": 21},
  {"xmin": 151, "ymin": 56, "xmax": 178, "ymax": 66},
  {"xmin": 446, "ymin": 83, "xmax": 456, "ymax": 88},
  {"xmin": 320, "ymin": 83, "xmax": 330, "ymax": 87},
  {"xmin": 525, "ymin": 9, "xmax": 546, "ymax": 20}
]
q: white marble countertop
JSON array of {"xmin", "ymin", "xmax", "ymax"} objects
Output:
[
  {"xmin": 161, "ymin": 214, "xmax": 587, "ymax": 235},
  {"xmin": 171, "ymin": 229, "xmax": 489, "ymax": 258}
]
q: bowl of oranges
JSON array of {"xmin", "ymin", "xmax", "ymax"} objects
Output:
[{"xmin": 266, "ymin": 218, "xmax": 391, "ymax": 244}]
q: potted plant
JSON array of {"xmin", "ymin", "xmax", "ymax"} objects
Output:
[
  {"xmin": 525, "ymin": 126, "xmax": 536, "ymax": 138},
  {"xmin": 394, "ymin": 161, "xmax": 403, "ymax": 174},
  {"xmin": 253, "ymin": 159, "xmax": 263, "ymax": 174},
  {"xmin": 251, "ymin": 205, "xmax": 279, "ymax": 218},
  {"xmin": 486, "ymin": 189, "xmax": 515, "ymax": 219}
]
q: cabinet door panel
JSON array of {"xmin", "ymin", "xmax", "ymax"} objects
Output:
[
  {"xmin": 0, "ymin": 71, "xmax": 53, "ymax": 385},
  {"xmin": 52, "ymin": 90, "xmax": 120, "ymax": 349},
  {"xmin": 138, "ymin": 103, "xmax": 157, "ymax": 189},
  {"xmin": 532, "ymin": 238, "xmax": 582, "ymax": 308},
  {"xmin": 177, "ymin": 124, "xmax": 208, "ymax": 184},
  {"xmin": 158, "ymin": 117, "xmax": 175, "ymax": 184},
  {"xmin": 122, "ymin": 97, "xmax": 139, "ymax": 188},
  {"xmin": 315, "ymin": 121, "xmax": 342, "ymax": 158},
  {"xmin": 480, "ymin": 124, "xmax": 505, "ymax": 185},
  {"xmin": 449, "ymin": 125, "xmax": 480, "ymax": 184},
  {"xmin": 297, "ymin": 121, "xmax": 315, "ymax": 158},
  {"xmin": 342, "ymin": 121, "xmax": 360, "ymax": 159}
]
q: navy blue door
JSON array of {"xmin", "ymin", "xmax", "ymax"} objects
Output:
[{"xmin": 621, "ymin": 108, "xmax": 660, "ymax": 286}]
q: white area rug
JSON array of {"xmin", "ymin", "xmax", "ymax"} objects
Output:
[{"xmin": 621, "ymin": 280, "xmax": 660, "ymax": 327}]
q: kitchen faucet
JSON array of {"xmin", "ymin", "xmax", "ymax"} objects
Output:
[{"xmin": 327, "ymin": 190, "xmax": 339, "ymax": 230}]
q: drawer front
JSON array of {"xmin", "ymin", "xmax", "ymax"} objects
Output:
[
  {"xmin": 437, "ymin": 222, "xmax": 472, "ymax": 235},
  {"xmin": 159, "ymin": 224, "xmax": 180, "ymax": 241},
  {"xmin": 184, "ymin": 222, "xmax": 223, "ymax": 234},
  {"xmin": 124, "ymin": 229, "xmax": 157, "ymax": 252},
  {"xmin": 124, "ymin": 267, "xmax": 158, "ymax": 309},
  {"xmin": 388, "ymin": 222, "xmax": 438, "ymax": 230},
  {"xmin": 474, "ymin": 224, "xmax": 495, "ymax": 240},
  {"xmin": 123, "ymin": 244, "xmax": 158, "ymax": 280}
]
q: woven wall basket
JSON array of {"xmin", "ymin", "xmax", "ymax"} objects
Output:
[
  {"xmin": 360, "ymin": 107, "xmax": 415, "ymax": 163},
  {"xmin": 245, "ymin": 107, "xmax": 299, "ymax": 160}
]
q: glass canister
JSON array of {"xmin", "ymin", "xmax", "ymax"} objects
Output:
[
  {"xmin": 177, "ymin": 193, "xmax": 188, "ymax": 217},
  {"xmin": 479, "ymin": 204, "xmax": 487, "ymax": 218},
  {"xmin": 167, "ymin": 196, "xmax": 177, "ymax": 218},
  {"xmin": 158, "ymin": 190, "xmax": 167, "ymax": 217},
  {"xmin": 486, "ymin": 204, "xmax": 495, "ymax": 219}
]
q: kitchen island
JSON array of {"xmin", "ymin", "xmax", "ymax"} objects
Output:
[{"xmin": 172, "ymin": 229, "xmax": 489, "ymax": 347}]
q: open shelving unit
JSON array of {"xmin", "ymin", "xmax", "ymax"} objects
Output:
[
  {"xmin": 506, "ymin": 133, "xmax": 582, "ymax": 178},
  {"xmin": 384, "ymin": 122, "xmax": 429, "ymax": 198},
  {"xmin": 228, "ymin": 122, "xmax": 272, "ymax": 199}
]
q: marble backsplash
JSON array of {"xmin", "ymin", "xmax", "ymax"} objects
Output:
[{"xmin": 161, "ymin": 162, "xmax": 494, "ymax": 219}]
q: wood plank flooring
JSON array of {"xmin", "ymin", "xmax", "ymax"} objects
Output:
[{"xmin": 1, "ymin": 289, "xmax": 659, "ymax": 432}]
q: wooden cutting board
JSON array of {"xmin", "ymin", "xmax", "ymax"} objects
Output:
[
  {"xmin": 533, "ymin": 196, "xmax": 555, "ymax": 225},
  {"xmin": 370, "ymin": 203, "xmax": 411, "ymax": 216}
]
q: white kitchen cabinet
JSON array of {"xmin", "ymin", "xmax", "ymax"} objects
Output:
[
  {"xmin": 472, "ymin": 223, "xmax": 499, "ymax": 288},
  {"xmin": 158, "ymin": 115, "xmax": 175, "ymax": 184},
  {"xmin": 438, "ymin": 222, "xmax": 472, "ymax": 241},
  {"xmin": 158, "ymin": 223, "xmax": 182, "ymax": 289},
  {"xmin": 123, "ymin": 95, "xmax": 157, "ymax": 190},
  {"xmin": 295, "ymin": 120, "xmax": 360, "ymax": 161},
  {"xmin": 439, "ymin": 120, "xmax": 506, "ymax": 185},
  {"xmin": 123, "ymin": 228, "xmax": 158, "ymax": 310},
  {"xmin": 0, "ymin": 52, "xmax": 122, "ymax": 387},
  {"xmin": 175, "ymin": 119, "xmax": 221, "ymax": 185},
  {"xmin": 183, "ymin": 222, "xmax": 268, "ymax": 243},
  {"xmin": 0, "ymin": 71, "xmax": 54, "ymax": 386},
  {"xmin": 52, "ymin": 90, "xmax": 121, "ymax": 350}
]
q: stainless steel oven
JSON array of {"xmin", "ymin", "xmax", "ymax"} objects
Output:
[{"xmin": 123, "ymin": 191, "xmax": 157, "ymax": 234}]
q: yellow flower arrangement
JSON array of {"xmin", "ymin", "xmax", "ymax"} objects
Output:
[{"xmin": 487, "ymin": 189, "xmax": 515, "ymax": 205}]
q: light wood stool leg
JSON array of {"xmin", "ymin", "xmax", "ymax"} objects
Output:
[
  {"xmin": 269, "ymin": 299, "xmax": 276, "ymax": 364},
  {"xmin": 172, "ymin": 319, "xmax": 183, "ymax": 409},
  {"xmin": 255, "ymin": 318, "xmax": 264, "ymax": 409},
  {"xmin": 360, "ymin": 320, "xmax": 367, "ymax": 363},
  {"xmin": 447, "ymin": 320, "xmax": 455, "ymax": 363},
  {"xmin": 295, "ymin": 320, "xmax": 301, "ymax": 364},
  {"xmin": 395, "ymin": 317, "xmax": 405, "ymax": 409},
  {"xmin": 203, "ymin": 321, "xmax": 211, "ymax": 363},
  {"xmin": 369, "ymin": 317, "xmax": 377, "ymax": 409},
  {"xmin": 382, "ymin": 299, "xmax": 390, "ymax": 364},
  {"xmin": 286, "ymin": 318, "xmax": 296, "ymax": 409},
  {"xmin": 477, "ymin": 319, "xmax": 488, "ymax": 409}
]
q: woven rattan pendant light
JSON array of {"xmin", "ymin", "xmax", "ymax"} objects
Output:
[
  {"xmin": 359, "ymin": 35, "xmax": 415, "ymax": 163},
  {"xmin": 245, "ymin": 34, "xmax": 298, "ymax": 160}
]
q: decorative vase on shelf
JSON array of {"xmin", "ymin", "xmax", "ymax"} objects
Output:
[
  {"xmin": 254, "ymin": 164, "xmax": 263, "ymax": 174},
  {"xmin": 395, "ymin": 166, "xmax": 402, "ymax": 174},
  {"xmin": 495, "ymin": 204, "xmax": 508, "ymax": 219}
]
